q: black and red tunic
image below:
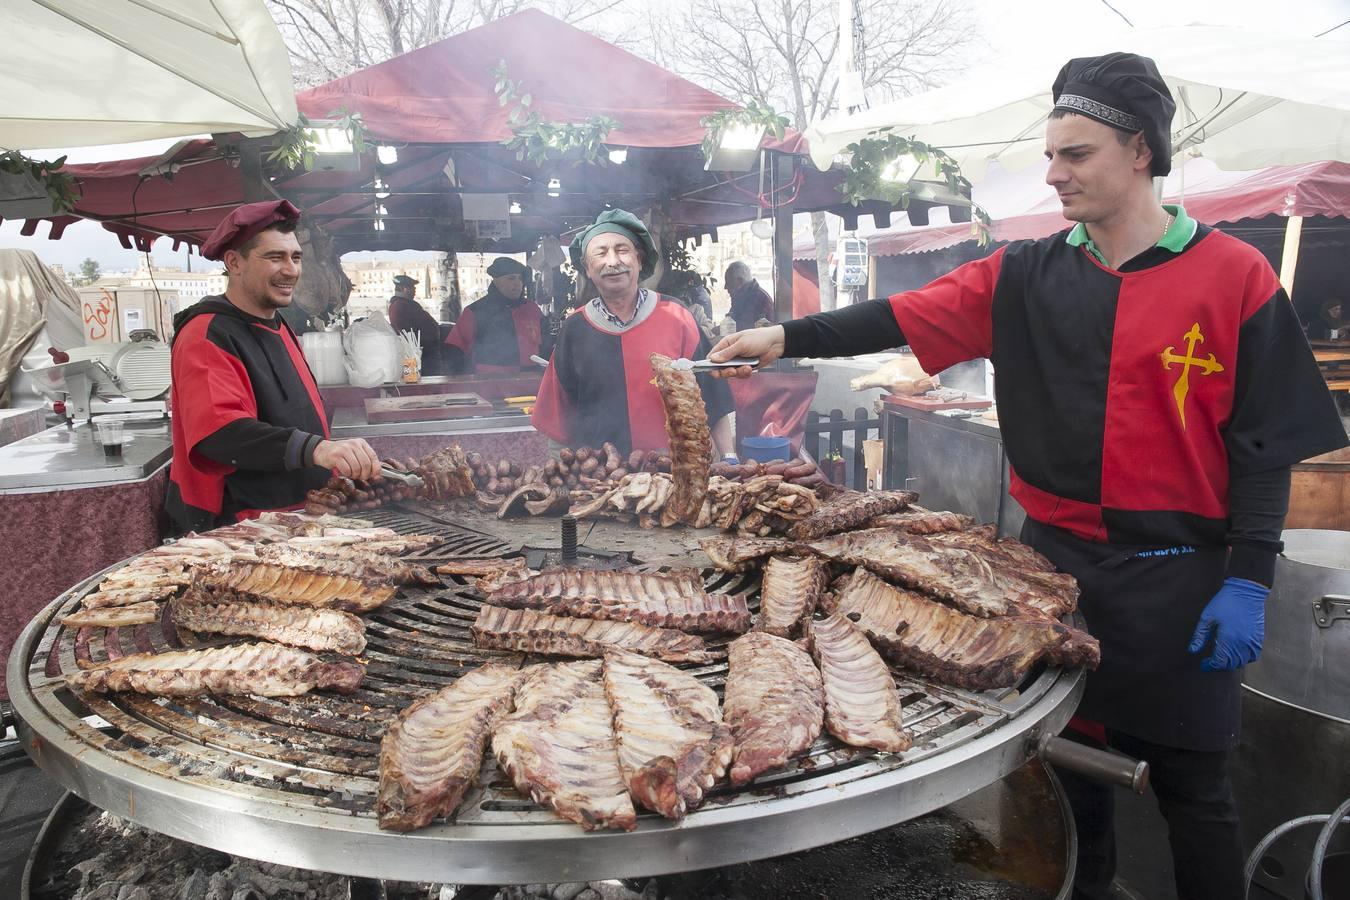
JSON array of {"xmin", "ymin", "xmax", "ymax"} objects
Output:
[
  {"xmin": 166, "ymin": 297, "xmax": 331, "ymax": 533},
  {"xmin": 783, "ymin": 224, "xmax": 1347, "ymax": 748},
  {"xmin": 532, "ymin": 293, "xmax": 734, "ymax": 454},
  {"xmin": 444, "ymin": 287, "xmax": 543, "ymax": 374}
]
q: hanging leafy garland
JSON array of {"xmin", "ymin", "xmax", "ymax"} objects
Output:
[
  {"xmin": 265, "ymin": 108, "xmax": 373, "ymax": 173},
  {"xmin": 699, "ymin": 100, "xmax": 790, "ymax": 165},
  {"xmin": 492, "ymin": 62, "xmax": 619, "ymax": 167},
  {"xmin": 837, "ymin": 128, "xmax": 993, "ymax": 245},
  {"xmin": 0, "ymin": 151, "xmax": 80, "ymax": 213}
]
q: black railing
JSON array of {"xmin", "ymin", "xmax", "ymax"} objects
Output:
[{"xmin": 804, "ymin": 407, "xmax": 880, "ymax": 490}]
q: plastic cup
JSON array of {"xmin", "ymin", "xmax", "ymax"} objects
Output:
[{"xmin": 94, "ymin": 419, "xmax": 125, "ymax": 457}]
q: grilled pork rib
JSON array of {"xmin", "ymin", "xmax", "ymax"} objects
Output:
[
  {"xmin": 472, "ymin": 605, "xmax": 710, "ymax": 664},
  {"xmin": 80, "ymin": 584, "xmax": 180, "ymax": 609},
  {"xmin": 803, "ymin": 528, "xmax": 1077, "ymax": 618},
  {"xmin": 830, "ymin": 569, "xmax": 1100, "ymax": 690},
  {"xmin": 61, "ymin": 601, "xmax": 162, "ymax": 628},
  {"xmin": 258, "ymin": 543, "xmax": 438, "ymax": 585},
  {"xmin": 755, "ymin": 555, "xmax": 828, "ymax": 638},
  {"xmin": 492, "ymin": 660, "xmax": 637, "ymax": 831},
  {"xmin": 699, "ymin": 536, "xmax": 796, "ymax": 572},
  {"xmin": 486, "ymin": 568, "xmax": 751, "ymax": 633},
  {"xmin": 67, "ymin": 642, "xmax": 365, "ymax": 697},
  {"xmin": 788, "ymin": 489, "xmax": 919, "ymax": 540},
  {"xmin": 723, "ymin": 632, "xmax": 824, "ymax": 785},
  {"xmin": 649, "ymin": 354, "xmax": 711, "ymax": 526},
  {"xmin": 807, "ymin": 612, "xmax": 911, "ymax": 753},
  {"xmin": 601, "ymin": 649, "xmax": 733, "ymax": 819},
  {"xmin": 377, "ymin": 663, "xmax": 531, "ymax": 832},
  {"xmin": 172, "ymin": 596, "xmax": 367, "ymax": 655},
  {"xmin": 863, "ymin": 508, "xmax": 975, "ymax": 534},
  {"xmin": 193, "ymin": 560, "xmax": 396, "ymax": 613}
]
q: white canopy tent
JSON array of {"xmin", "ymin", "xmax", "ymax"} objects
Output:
[
  {"xmin": 3, "ymin": 0, "xmax": 298, "ymax": 150},
  {"xmin": 804, "ymin": 25, "xmax": 1350, "ymax": 181}
]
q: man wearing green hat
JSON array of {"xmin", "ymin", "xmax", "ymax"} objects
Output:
[
  {"xmin": 444, "ymin": 256, "xmax": 543, "ymax": 373},
  {"xmin": 532, "ymin": 209, "xmax": 736, "ymax": 455}
]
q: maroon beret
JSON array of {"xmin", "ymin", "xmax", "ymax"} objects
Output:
[{"xmin": 201, "ymin": 199, "xmax": 302, "ymax": 261}]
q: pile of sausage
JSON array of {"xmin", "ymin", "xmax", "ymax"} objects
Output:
[
  {"xmin": 304, "ymin": 460, "xmax": 422, "ymax": 516},
  {"xmin": 468, "ymin": 443, "xmax": 672, "ymax": 501},
  {"xmin": 710, "ymin": 456, "xmax": 826, "ymax": 489}
]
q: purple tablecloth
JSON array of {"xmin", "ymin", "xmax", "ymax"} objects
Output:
[{"xmin": 1, "ymin": 467, "xmax": 168, "ymax": 699}]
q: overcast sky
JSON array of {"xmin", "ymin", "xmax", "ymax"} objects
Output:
[{"xmin": 3, "ymin": 0, "xmax": 1346, "ymax": 272}]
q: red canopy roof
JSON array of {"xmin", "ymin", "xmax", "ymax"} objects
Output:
[
  {"xmin": 849, "ymin": 160, "xmax": 1350, "ymax": 258},
  {"xmin": 298, "ymin": 9, "xmax": 741, "ymax": 149}
]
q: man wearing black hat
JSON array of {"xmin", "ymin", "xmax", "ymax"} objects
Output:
[
  {"xmin": 708, "ymin": 52, "xmax": 1347, "ymax": 900},
  {"xmin": 166, "ymin": 200, "xmax": 382, "ymax": 533},
  {"xmin": 387, "ymin": 274, "xmax": 445, "ymax": 376},
  {"xmin": 533, "ymin": 209, "xmax": 736, "ymax": 456},
  {"xmin": 444, "ymin": 257, "xmax": 542, "ymax": 373}
]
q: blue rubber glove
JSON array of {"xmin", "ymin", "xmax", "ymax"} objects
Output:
[{"xmin": 1187, "ymin": 577, "xmax": 1268, "ymax": 672}]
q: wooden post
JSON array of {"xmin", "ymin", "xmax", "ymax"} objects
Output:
[
  {"xmin": 772, "ymin": 152, "xmax": 796, "ymax": 345},
  {"xmin": 1279, "ymin": 215, "xmax": 1304, "ymax": 296}
]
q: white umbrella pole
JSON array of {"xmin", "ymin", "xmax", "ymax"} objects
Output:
[{"xmin": 1279, "ymin": 215, "xmax": 1304, "ymax": 295}]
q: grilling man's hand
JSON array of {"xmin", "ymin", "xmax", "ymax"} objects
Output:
[
  {"xmin": 313, "ymin": 438, "xmax": 382, "ymax": 482},
  {"xmin": 1187, "ymin": 577, "xmax": 1268, "ymax": 671},
  {"xmin": 708, "ymin": 325, "xmax": 785, "ymax": 379}
]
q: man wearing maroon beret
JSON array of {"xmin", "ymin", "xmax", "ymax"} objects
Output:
[{"xmin": 166, "ymin": 200, "xmax": 381, "ymax": 531}]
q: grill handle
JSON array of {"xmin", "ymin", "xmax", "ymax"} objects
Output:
[{"xmin": 1035, "ymin": 733, "xmax": 1150, "ymax": 794}]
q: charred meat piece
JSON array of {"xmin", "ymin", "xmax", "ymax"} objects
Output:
[
  {"xmin": 754, "ymin": 555, "xmax": 828, "ymax": 638},
  {"xmin": 699, "ymin": 535, "xmax": 796, "ymax": 572},
  {"xmin": 486, "ymin": 568, "xmax": 750, "ymax": 633},
  {"xmin": 863, "ymin": 508, "xmax": 975, "ymax": 535},
  {"xmin": 193, "ymin": 560, "xmax": 396, "ymax": 613},
  {"xmin": 67, "ymin": 642, "xmax": 364, "ymax": 697},
  {"xmin": 172, "ymin": 595, "xmax": 367, "ymax": 655},
  {"xmin": 256, "ymin": 543, "xmax": 437, "ymax": 585},
  {"xmin": 788, "ymin": 489, "xmax": 919, "ymax": 540},
  {"xmin": 62, "ymin": 601, "xmax": 162, "ymax": 628},
  {"xmin": 602, "ymin": 649, "xmax": 732, "ymax": 819},
  {"xmin": 492, "ymin": 660, "xmax": 637, "ymax": 831},
  {"xmin": 802, "ymin": 528, "xmax": 1077, "ymax": 618},
  {"xmin": 723, "ymin": 632, "xmax": 825, "ymax": 785},
  {"xmin": 831, "ymin": 569, "xmax": 1099, "ymax": 690},
  {"xmin": 378, "ymin": 663, "xmax": 532, "ymax": 832},
  {"xmin": 806, "ymin": 612, "xmax": 911, "ymax": 753},
  {"xmin": 649, "ymin": 354, "xmax": 711, "ymax": 526},
  {"xmin": 498, "ymin": 482, "xmax": 553, "ymax": 518},
  {"xmin": 472, "ymin": 605, "xmax": 710, "ymax": 664}
]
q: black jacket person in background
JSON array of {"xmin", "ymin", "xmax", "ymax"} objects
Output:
[
  {"xmin": 708, "ymin": 52, "xmax": 1348, "ymax": 900},
  {"xmin": 166, "ymin": 200, "xmax": 382, "ymax": 532},
  {"xmin": 444, "ymin": 257, "xmax": 543, "ymax": 373}
]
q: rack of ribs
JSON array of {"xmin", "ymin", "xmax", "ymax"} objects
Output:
[
  {"xmin": 754, "ymin": 556, "xmax": 828, "ymax": 638},
  {"xmin": 802, "ymin": 528, "xmax": 1076, "ymax": 618},
  {"xmin": 485, "ymin": 568, "xmax": 751, "ymax": 633},
  {"xmin": 722, "ymin": 632, "xmax": 824, "ymax": 785},
  {"xmin": 829, "ymin": 569, "xmax": 1100, "ymax": 690},
  {"xmin": 863, "ymin": 507, "xmax": 975, "ymax": 534},
  {"xmin": 66, "ymin": 642, "xmax": 365, "ymax": 697},
  {"xmin": 601, "ymin": 648, "xmax": 733, "ymax": 820},
  {"xmin": 257, "ymin": 543, "xmax": 438, "ymax": 585},
  {"xmin": 649, "ymin": 354, "xmax": 711, "ymax": 526},
  {"xmin": 172, "ymin": 596, "xmax": 368, "ymax": 655},
  {"xmin": 61, "ymin": 601, "xmax": 162, "ymax": 629},
  {"xmin": 492, "ymin": 660, "xmax": 637, "ymax": 831},
  {"xmin": 192, "ymin": 560, "xmax": 396, "ymax": 613},
  {"xmin": 377, "ymin": 663, "xmax": 532, "ymax": 832},
  {"xmin": 471, "ymin": 605, "xmax": 711, "ymax": 664},
  {"xmin": 788, "ymin": 489, "xmax": 919, "ymax": 540},
  {"xmin": 806, "ymin": 612, "xmax": 912, "ymax": 753},
  {"xmin": 699, "ymin": 535, "xmax": 796, "ymax": 572}
]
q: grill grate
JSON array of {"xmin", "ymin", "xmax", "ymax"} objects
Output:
[{"xmin": 13, "ymin": 503, "xmax": 1081, "ymax": 883}]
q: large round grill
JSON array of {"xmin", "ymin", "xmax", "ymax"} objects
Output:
[{"xmin": 9, "ymin": 505, "xmax": 1083, "ymax": 884}]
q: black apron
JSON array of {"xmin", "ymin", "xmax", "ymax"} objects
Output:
[{"xmin": 1021, "ymin": 518, "xmax": 1241, "ymax": 752}]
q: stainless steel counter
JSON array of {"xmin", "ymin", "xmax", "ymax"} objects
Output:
[
  {"xmin": 0, "ymin": 418, "xmax": 173, "ymax": 492},
  {"xmin": 327, "ymin": 405, "xmax": 536, "ymax": 439}
]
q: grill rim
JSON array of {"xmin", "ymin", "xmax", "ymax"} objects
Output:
[{"xmin": 8, "ymin": 509, "xmax": 1086, "ymax": 884}]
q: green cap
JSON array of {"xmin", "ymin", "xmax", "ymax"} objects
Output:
[{"xmin": 569, "ymin": 208, "xmax": 658, "ymax": 280}]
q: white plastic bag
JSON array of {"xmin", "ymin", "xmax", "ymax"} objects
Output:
[{"xmin": 342, "ymin": 313, "xmax": 401, "ymax": 388}]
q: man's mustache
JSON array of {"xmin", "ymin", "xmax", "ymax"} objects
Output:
[{"xmin": 600, "ymin": 266, "xmax": 631, "ymax": 275}]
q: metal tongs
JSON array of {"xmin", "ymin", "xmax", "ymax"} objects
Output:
[
  {"xmin": 380, "ymin": 464, "xmax": 425, "ymax": 488},
  {"xmin": 670, "ymin": 356, "xmax": 759, "ymax": 372}
]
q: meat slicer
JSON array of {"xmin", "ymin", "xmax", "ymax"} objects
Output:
[{"xmin": 22, "ymin": 339, "xmax": 172, "ymax": 425}]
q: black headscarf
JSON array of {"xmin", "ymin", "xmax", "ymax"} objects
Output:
[{"xmin": 1052, "ymin": 52, "xmax": 1176, "ymax": 177}]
